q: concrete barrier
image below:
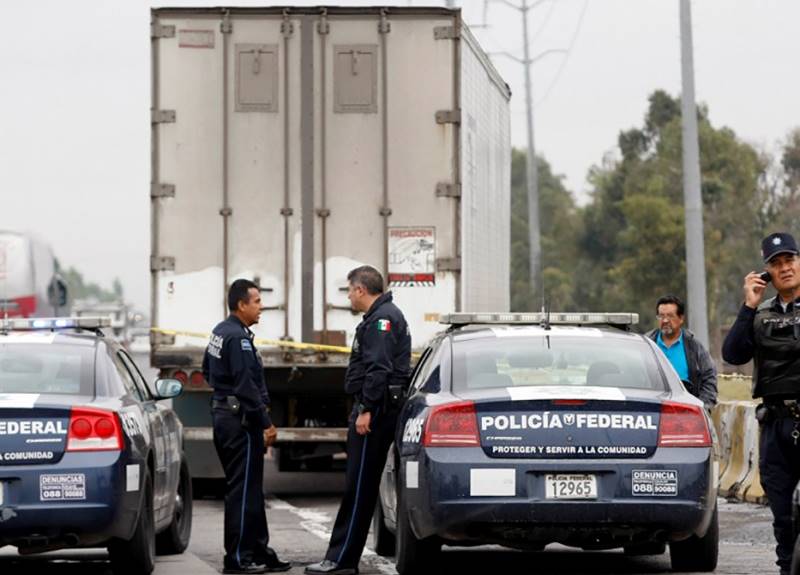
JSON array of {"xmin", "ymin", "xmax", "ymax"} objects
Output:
[
  {"xmin": 711, "ymin": 401, "xmax": 736, "ymax": 480},
  {"xmin": 712, "ymin": 399, "xmax": 765, "ymax": 504},
  {"xmin": 717, "ymin": 402, "xmax": 752, "ymax": 497}
]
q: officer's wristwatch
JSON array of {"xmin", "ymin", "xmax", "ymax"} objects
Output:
[{"xmin": 356, "ymin": 402, "xmax": 370, "ymax": 415}]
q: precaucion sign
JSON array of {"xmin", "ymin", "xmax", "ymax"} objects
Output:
[{"xmin": 388, "ymin": 227, "xmax": 435, "ymax": 287}]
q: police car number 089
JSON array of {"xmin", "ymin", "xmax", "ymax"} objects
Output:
[{"xmin": 545, "ymin": 474, "xmax": 597, "ymax": 499}]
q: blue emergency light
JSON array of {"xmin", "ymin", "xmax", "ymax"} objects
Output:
[{"xmin": 0, "ymin": 317, "xmax": 111, "ymax": 331}]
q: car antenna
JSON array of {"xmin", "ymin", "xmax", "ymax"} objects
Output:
[{"xmin": 540, "ymin": 295, "xmax": 551, "ymax": 331}]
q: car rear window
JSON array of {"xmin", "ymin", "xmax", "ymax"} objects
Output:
[
  {"xmin": 0, "ymin": 343, "xmax": 94, "ymax": 395},
  {"xmin": 452, "ymin": 334, "xmax": 665, "ymax": 392}
]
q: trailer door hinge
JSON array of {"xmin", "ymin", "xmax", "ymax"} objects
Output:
[
  {"xmin": 151, "ymin": 23, "xmax": 176, "ymax": 39},
  {"xmin": 434, "ymin": 26, "xmax": 460, "ymax": 40},
  {"xmin": 151, "ymin": 256, "xmax": 175, "ymax": 272},
  {"xmin": 151, "ymin": 109, "xmax": 176, "ymax": 124},
  {"xmin": 435, "ymin": 109, "xmax": 461, "ymax": 125},
  {"xmin": 436, "ymin": 182, "xmax": 461, "ymax": 198},
  {"xmin": 436, "ymin": 257, "xmax": 461, "ymax": 272},
  {"xmin": 151, "ymin": 183, "xmax": 175, "ymax": 198}
]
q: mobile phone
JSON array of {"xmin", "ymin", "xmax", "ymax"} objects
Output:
[{"xmin": 760, "ymin": 271, "xmax": 772, "ymax": 284}]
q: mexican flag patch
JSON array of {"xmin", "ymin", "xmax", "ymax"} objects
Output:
[{"xmin": 377, "ymin": 319, "xmax": 392, "ymax": 332}]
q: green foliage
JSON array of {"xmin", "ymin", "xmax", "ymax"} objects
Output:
[
  {"xmin": 60, "ymin": 266, "xmax": 124, "ymax": 305},
  {"xmin": 510, "ymin": 89, "xmax": 800, "ymax": 353},
  {"xmin": 510, "ymin": 149, "xmax": 582, "ymax": 312}
]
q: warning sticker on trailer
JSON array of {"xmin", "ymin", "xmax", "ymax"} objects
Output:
[
  {"xmin": 39, "ymin": 473, "xmax": 86, "ymax": 501},
  {"xmin": 631, "ymin": 469, "xmax": 678, "ymax": 496},
  {"xmin": 388, "ymin": 227, "xmax": 435, "ymax": 287}
]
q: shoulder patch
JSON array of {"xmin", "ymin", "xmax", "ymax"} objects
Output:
[
  {"xmin": 240, "ymin": 338, "xmax": 253, "ymax": 351},
  {"xmin": 377, "ymin": 319, "xmax": 392, "ymax": 332}
]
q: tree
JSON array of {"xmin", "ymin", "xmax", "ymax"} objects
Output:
[
  {"xmin": 577, "ymin": 90, "xmax": 779, "ymax": 354},
  {"xmin": 61, "ymin": 267, "xmax": 124, "ymax": 306},
  {"xmin": 510, "ymin": 149, "xmax": 582, "ymax": 312}
]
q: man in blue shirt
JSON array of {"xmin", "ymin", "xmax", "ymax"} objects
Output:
[{"xmin": 647, "ymin": 295, "xmax": 717, "ymax": 409}]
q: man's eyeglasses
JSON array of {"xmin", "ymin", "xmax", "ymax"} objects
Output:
[{"xmin": 656, "ymin": 314, "xmax": 679, "ymax": 321}]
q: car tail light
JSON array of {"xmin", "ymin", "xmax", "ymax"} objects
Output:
[
  {"xmin": 173, "ymin": 370, "xmax": 188, "ymax": 386},
  {"xmin": 657, "ymin": 401, "xmax": 711, "ymax": 447},
  {"xmin": 422, "ymin": 401, "xmax": 480, "ymax": 447},
  {"xmin": 189, "ymin": 370, "xmax": 206, "ymax": 388},
  {"xmin": 67, "ymin": 407, "xmax": 123, "ymax": 452}
]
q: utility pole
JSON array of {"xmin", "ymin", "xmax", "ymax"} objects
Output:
[
  {"xmin": 521, "ymin": 0, "xmax": 541, "ymax": 306},
  {"xmin": 679, "ymin": 0, "xmax": 709, "ymax": 347}
]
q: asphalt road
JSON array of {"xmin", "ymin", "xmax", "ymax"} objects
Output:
[{"xmin": 0, "ymin": 466, "xmax": 782, "ymax": 575}]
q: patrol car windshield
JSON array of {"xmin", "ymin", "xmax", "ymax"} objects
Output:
[
  {"xmin": 0, "ymin": 344, "xmax": 94, "ymax": 395},
  {"xmin": 452, "ymin": 334, "xmax": 665, "ymax": 391}
]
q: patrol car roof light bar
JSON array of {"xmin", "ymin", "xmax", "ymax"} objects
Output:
[
  {"xmin": 439, "ymin": 312, "xmax": 639, "ymax": 328},
  {"xmin": 0, "ymin": 317, "xmax": 112, "ymax": 333}
]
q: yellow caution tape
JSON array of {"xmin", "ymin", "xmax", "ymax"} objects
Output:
[{"xmin": 150, "ymin": 327, "xmax": 352, "ymax": 354}]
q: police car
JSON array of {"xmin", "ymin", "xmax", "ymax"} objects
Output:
[
  {"xmin": 0, "ymin": 318, "xmax": 192, "ymax": 574},
  {"xmin": 374, "ymin": 313, "xmax": 718, "ymax": 574}
]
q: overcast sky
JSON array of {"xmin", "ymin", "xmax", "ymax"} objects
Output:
[{"xmin": 1, "ymin": 0, "xmax": 798, "ymax": 312}]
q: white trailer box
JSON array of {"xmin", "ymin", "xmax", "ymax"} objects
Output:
[{"xmin": 150, "ymin": 6, "xmax": 510, "ymax": 477}]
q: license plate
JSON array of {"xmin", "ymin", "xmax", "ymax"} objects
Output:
[{"xmin": 545, "ymin": 474, "xmax": 597, "ymax": 499}]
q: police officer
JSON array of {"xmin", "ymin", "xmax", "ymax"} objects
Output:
[
  {"xmin": 202, "ymin": 279, "xmax": 290, "ymax": 574},
  {"xmin": 723, "ymin": 232, "xmax": 800, "ymax": 575},
  {"xmin": 306, "ymin": 266, "xmax": 411, "ymax": 575}
]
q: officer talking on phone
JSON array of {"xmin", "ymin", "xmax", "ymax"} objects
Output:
[
  {"xmin": 723, "ymin": 232, "xmax": 800, "ymax": 575},
  {"xmin": 202, "ymin": 279, "xmax": 290, "ymax": 574}
]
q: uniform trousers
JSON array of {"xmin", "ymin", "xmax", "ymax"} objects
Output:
[
  {"xmin": 759, "ymin": 416, "xmax": 800, "ymax": 573},
  {"xmin": 213, "ymin": 408, "xmax": 269, "ymax": 568},
  {"xmin": 325, "ymin": 407, "xmax": 398, "ymax": 568}
]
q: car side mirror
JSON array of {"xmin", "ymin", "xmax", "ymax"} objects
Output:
[{"xmin": 155, "ymin": 378, "xmax": 183, "ymax": 399}]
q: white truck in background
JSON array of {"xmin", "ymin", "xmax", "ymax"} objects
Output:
[
  {"xmin": 149, "ymin": 6, "xmax": 511, "ymax": 480},
  {"xmin": 0, "ymin": 231, "xmax": 67, "ymax": 318}
]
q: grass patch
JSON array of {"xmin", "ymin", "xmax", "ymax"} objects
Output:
[{"xmin": 718, "ymin": 375, "xmax": 752, "ymax": 402}]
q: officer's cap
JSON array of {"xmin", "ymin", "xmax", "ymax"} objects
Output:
[{"xmin": 761, "ymin": 232, "xmax": 799, "ymax": 263}]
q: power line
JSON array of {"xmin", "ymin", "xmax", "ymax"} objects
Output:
[
  {"xmin": 534, "ymin": 0, "xmax": 589, "ymax": 107},
  {"xmin": 531, "ymin": 0, "xmax": 558, "ymax": 45}
]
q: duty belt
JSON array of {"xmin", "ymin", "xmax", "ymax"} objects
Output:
[{"xmin": 211, "ymin": 396, "xmax": 241, "ymax": 414}]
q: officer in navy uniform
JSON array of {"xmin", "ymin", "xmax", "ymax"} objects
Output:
[
  {"xmin": 723, "ymin": 232, "xmax": 800, "ymax": 575},
  {"xmin": 202, "ymin": 279, "xmax": 290, "ymax": 575},
  {"xmin": 306, "ymin": 266, "xmax": 411, "ymax": 575}
]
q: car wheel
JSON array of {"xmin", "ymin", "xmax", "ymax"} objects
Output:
[
  {"xmin": 395, "ymin": 494, "xmax": 440, "ymax": 575},
  {"xmin": 156, "ymin": 456, "xmax": 193, "ymax": 555},
  {"xmin": 669, "ymin": 503, "xmax": 719, "ymax": 572},
  {"xmin": 109, "ymin": 469, "xmax": 155, "ymax": 575},
  {"xmin": 372, "ymin": 501, "xmax": 396, "ymax": 557}
]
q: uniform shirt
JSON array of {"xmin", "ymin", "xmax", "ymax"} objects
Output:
[
  {"xmin": 656, "ymin": 330, "xmax": 689, "ymax": 381},
  {"xmin": 202, "ymin": 315, "xmax": 272, "ymax": 429},
  {"xmin": 722, "ymin": 297, "xmax": 799, "ymax": 365},
  {"xmin": 344, "ymin": 291, "xmax": 411, "ymax": 413}
]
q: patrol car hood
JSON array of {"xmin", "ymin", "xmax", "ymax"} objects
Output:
[
  {"xmin": 457, "ymin": 387, "xmax": 665, "ymax": 459},
  {"xmin": 0, "ymin": 394, "xmax": 93, "ymax": 466}
]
